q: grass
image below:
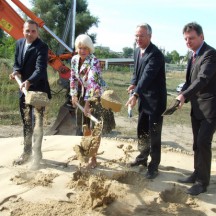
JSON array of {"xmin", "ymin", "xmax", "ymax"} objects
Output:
[
  {"xmin": 164, "ymin": 71, "xmax": 191, "ymax": 126},
  {"xmin": 0, "ymin": 60, "xmax": 190, "ymax": 126},
  {"xmin": 0, "ymin": 60, "xmax": 21, "ymax": 125},
  {"xmin": 103, "ymin": 69, "xmax": 191, "ymax": 126}
]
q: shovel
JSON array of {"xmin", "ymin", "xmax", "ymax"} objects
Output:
[
  {"xmin": 74, "ymin": 101, "xmax": 100, "ymax": 136},
  {"xmin": 101, "ymin": 90, "xmax": 122, "ymax": 112},
  {"xmin": 162, "ymin": 99, "xmax": 180, "ymax": 116},
  {"xmin": 14, "ymin": 75, "xmax": 49, "ymax": 108},
  {"xmin": 73, "ymin": 101, "xmax": 103, "ymax": 165},
  {"xmin": 74, "ymin": 101, "xmax": 100, "ymax": 124}
]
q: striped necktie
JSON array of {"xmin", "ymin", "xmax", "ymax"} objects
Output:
[
  {"xmin": 192, "ymin": 52, "xmax": 197, "ymax": 64},
  {"xmin": 139, "ymin": 51, "xmax": 144, "ymax": 63}
]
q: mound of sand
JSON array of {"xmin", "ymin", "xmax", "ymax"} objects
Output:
[
  {"xmin": 101, "ymin": 90, "xmax": 122, "ymax": 112},
  {"xmin": 0, "ymin": 133, "xmax": 216, "ymax": 216}
]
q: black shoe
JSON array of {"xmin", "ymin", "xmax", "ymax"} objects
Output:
[
  {"xmin": 13, "ymin": 153, "xmax": 31, "ymax": 165},
  {"xmin": 178, "ymin": 174, "xmax": 196, "ymax": 184},
  {"xmin": 187, "ymin": 182, "xmax": 207, "ymax": 196},
  {"xmin": 130, "ymin": 160, "xmax": 147, "ymax": 167},
  {"xmin": 145, "ymin": 170, "xmax": 158, "ymax": 179}
]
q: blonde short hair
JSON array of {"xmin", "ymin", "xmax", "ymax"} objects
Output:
[{"xmin": 75, "ymin": 34, "xmax": 94, "ymax": 54}]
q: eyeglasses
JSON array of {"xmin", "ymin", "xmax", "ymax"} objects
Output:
[{"xmin": 135, "ymin": 34, "xmax": 149, "ymax": 39}]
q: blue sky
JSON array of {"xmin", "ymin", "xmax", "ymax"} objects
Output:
[
  {"xmin": 87, "ymin": 0, "xmax": 216, "ymax": 55},
  {"xmin": 10, "ymin": 0, "xmax": 216, "ymax": 56}
]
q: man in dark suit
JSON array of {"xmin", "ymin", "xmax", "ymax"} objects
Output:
[
  {"xmin": 126, "ymin": 23, "xmax": 167, "ymax": 179},
  {"xmin": 10, "ymin": 20, "xmax": 51, "ymax": 170},
  {"xmin": 177, "ymin": 22, "xmax": 216, "ymax": 195}
]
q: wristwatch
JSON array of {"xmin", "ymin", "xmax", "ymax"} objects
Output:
[{"xmin": 133, "ymin": 92, "xmax": 139, "ymax": 99}]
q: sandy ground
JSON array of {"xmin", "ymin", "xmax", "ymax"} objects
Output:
[{"xmin": 0, "ymin": 115, "xmax": 216, "ymax": 216}]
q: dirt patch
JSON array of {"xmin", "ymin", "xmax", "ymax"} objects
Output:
[
  {"xmin": 4, "ymin": 168, "xmax": 208, "ymax": 216},
  {"xmin": 10, "ymin": 171, "xmax": 59, "ymax": 187},
  {"xmin": 73, "ymin": 121, "xmax": 103, "ymax": 164},
  {"xmin": 0, "ymin": 116, "xmax": 216, "ymax": 216}
]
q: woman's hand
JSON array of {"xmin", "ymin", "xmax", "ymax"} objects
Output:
[{"xmin": 71, "ymin": 96, "xmax": 78, "ymax": 108}]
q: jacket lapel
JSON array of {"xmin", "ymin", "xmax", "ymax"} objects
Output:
[
  {"xmin": 22, "ymin": 44, "xmax": 32, "ymax": 64},
  {"xmin": 137, "ymin": 43, "xmax": 152, "ymax": 72},
  {"xmin": 22, "ymin": 38, "xmax": 39, "ymax": 64},
  {"xmin": 134, "ymin": 49, "xmax": 140, "ymax": 72},
  {"xmin": 190, "ymin": 42, "xmax": 207, "ymax": 80}
]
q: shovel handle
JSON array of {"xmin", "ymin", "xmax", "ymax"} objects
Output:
[
  {"xmin": 74, "ymin": 101, "xmax": 99, "ymax": 124},
  {"xmin": 14, "ymin": 75, "xmax": 28, "ymax": 96}
]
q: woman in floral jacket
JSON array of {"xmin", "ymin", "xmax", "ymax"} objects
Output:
[{"xmin": 70, "ymin": 34, "xmax": 105, "ymax": 167}]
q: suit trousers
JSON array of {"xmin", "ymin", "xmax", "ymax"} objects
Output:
[
  {"xmin": 136, "ymin": 110, "xmax": 163, "ymax": 171},
  {"xmin": 19, "ymin": 95, "xmax": 44, "ymax": 159},
  {"xmin": 191, "ymin": 115, "xmax": 216, "ymax": 186}
]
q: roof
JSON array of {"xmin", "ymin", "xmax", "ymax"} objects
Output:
[{"xmin": 99, "ymin": 58, "xmax": 134, "ymax": 63}]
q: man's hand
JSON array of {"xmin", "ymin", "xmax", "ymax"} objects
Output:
[
  {"xmin": 20, "ymin": 80, "xmax": 31, "ymax": 91},
  {"xmin": 126, "ymin": 94, "xmax": 137, "ymax": 109},
  {"xmin": 176, "ymin": 94, "xmax": 185, "ymax": 108},
  {"xmin": 9, "ymin": 71, "xmax": 19, "ymax": 80},
  {"xmin": 127, "ymin": 85, "xmax": 136, "ymax": 93}
]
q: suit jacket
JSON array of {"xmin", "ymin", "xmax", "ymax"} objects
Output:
[
  {"xmin": 182, "ymin": 42, "xmax": 216, "ymax": 119},
  {"xmin": 13, "ymin": 38, "xmax": 51, "ymax": 99},
  {"xmin": 131, "ymin": 42, "xmax": 167, "ymax": 116}
]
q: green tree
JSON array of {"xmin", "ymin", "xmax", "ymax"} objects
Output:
[
  {"xmin": 165, "ymin": 51, "xmax": 172, "ymax": 63},
  {"xmin": 122, "ymin": 47, "xmax": 133, "ymax": 58},
  {"xmin": 0, "ymin": 29, "xmax": 4, "ymax": 43},
  {"xmin": 94, "ymin": 46, "xmax": 119, "ymax": 58},
  {"xmin": 165, "ymin": 50, "xmax": 180, "ymax": 64},
  {"xmin": 31, "ymin": 0, "xmax": 99, "ymax": 52},
  {"xmin": 170, "ymin": 50, "xmax": 180, "ymax": 64},
  {"xmin": 0, "ymin": 32, "xmax": 15, "ymax": 59}
]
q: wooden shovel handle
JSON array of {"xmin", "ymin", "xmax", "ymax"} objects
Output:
[
  {"xmin": 14, "ymin": 75, "xmax": 28, "ymax": 96},
  {"xmin": 74, "ymin": 101, "xmax": 99, "ymax": 124}
]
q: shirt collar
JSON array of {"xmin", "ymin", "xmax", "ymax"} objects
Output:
[
  {"xmin": 194, "ymin": 41, "xmax": 204, "ymax": 55},
  {"xmin": 140, "ymin": 48, "xmax": 145, "ymax": 55}
]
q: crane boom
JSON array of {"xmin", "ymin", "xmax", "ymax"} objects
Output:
[
  {"xmin": 0, "ymin": 0, "xmax": 74, "ymax": 79},
  {"xmin": 11, "ymin": 0, "xmax": 73, "ymax": 53},
  {"xmin": 0, "ymin": 0, "xmax": 24, "ymax": 39}
]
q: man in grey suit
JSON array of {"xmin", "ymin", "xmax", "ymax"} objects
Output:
[
  {"xmin": 10, "ymin": 20, "xmax": 51, "ymax": 170},
  {"xmin": 126, "ymin": 23, "xmax": 167, "ymax": 179},
  {"xmin": 177, "ymin": 22, "xmax": 216, "ymax": 195}
]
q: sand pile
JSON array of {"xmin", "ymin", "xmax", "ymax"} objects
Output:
[
  {"xmin": 101, "ymin": 90, "xmax": 122, "ymax": 112},
  {"xmin": 0, "ymin": 120, "xmax": 216, "ymax": 215}
]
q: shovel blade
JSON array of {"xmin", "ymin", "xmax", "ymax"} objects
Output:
[{"xmin": 162, "ymin": 99, "xmax": 180, "ymax": 116}]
